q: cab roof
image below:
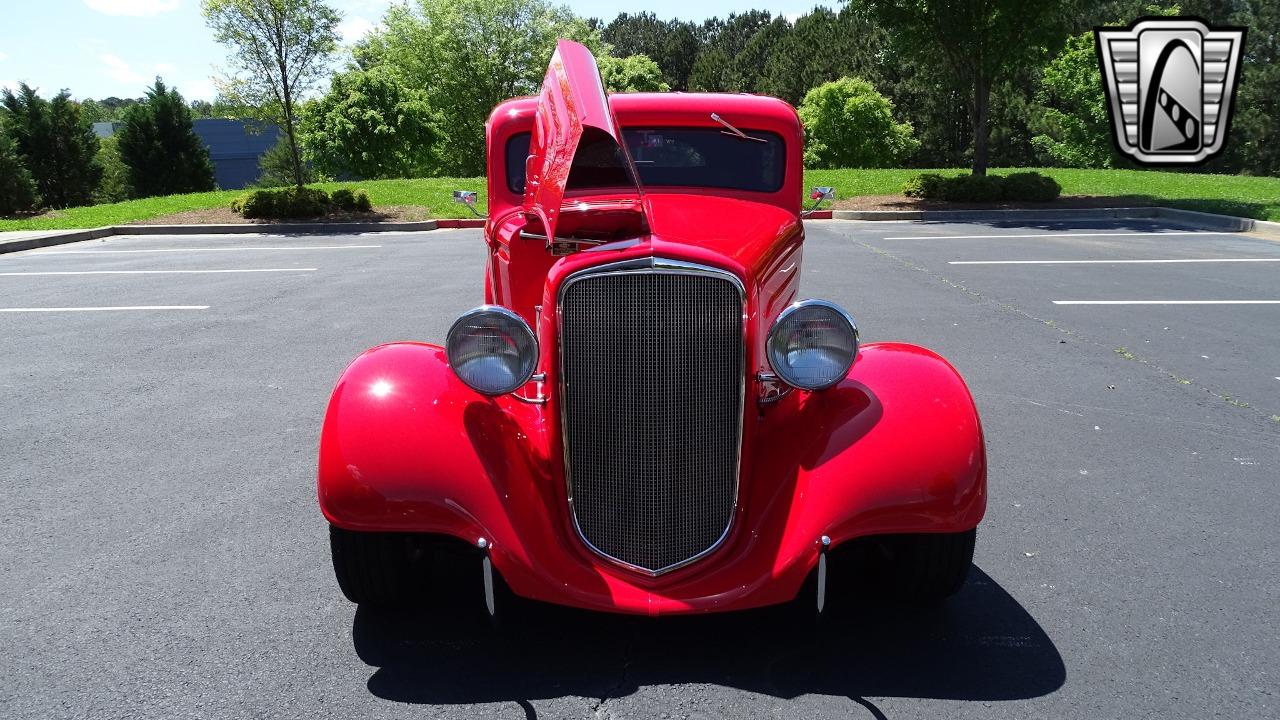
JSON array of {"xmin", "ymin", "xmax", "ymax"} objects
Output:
[{"xmin": 489, "ymin": 92, "xmax": 801, "ymax": 139}]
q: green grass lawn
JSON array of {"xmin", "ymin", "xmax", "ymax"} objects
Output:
[
  {"xmin": 2, "ymin": 168, "xmax": 1276, "ymax": 232},
  {"xmin": 807, "ymin": 167, "xmax": 1280, "ymax": 220},
  {"xmin": 0, "ymin": 177, "xmax": 491, "ymax": 231}
]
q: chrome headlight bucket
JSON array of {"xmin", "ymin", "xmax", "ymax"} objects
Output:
[
  {"xmin": 445, "ymin": 305, "xmax": 538, "ymax": 396},
  {"xmin": 766, "ymin": 300, "xmax": 859, "ymax": 390}
]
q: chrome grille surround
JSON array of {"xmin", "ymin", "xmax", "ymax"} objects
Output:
[{"xmin": 557, "ymin": 258, "xmax": 746, "ymax": 576}]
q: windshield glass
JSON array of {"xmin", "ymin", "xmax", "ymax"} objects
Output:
[
  {"xmin": 622, "ymin": 128, "xmax": 785, "ymax": 192},
  {"xmin": 506, "ymin": 127, "xmax": 786, "ymax": 195}
]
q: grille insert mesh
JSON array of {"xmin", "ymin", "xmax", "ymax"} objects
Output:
[{"xmin": 561, "ymin": 268, "xmax": 743, "ymax": 573}]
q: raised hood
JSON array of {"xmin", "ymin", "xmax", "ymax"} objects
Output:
[{"xmin": 524, "ymin": 40, "xmax": 643, "ymax": 241}]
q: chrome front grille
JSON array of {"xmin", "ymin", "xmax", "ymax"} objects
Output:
[{"xmin": 560, "ymin": 261, "xmax": 744, "ymax": 574}]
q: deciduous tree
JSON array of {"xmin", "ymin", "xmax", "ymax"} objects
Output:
[
  {"xmin": 355, "ymin": 0, "xmax": 601, "ymax": 176},
  {"xmin": 858, "ymin": 0, "xmax": 1078, "ymax": 175},
  {"xmin": 601, "ymin": 13, "xmax": 700, "ymax": 89},
  {"xmin": 202, "ymin": 0, "xmax": 341, "ymax": 188},
  {"xmin": 597, "ymin": 54, "xmax": 671, "ymax": 92},
  {"xmin": 93, "ymin": 135, "xmax": 132, "ymax": 204},
  {"xmin": 798, "ymin": 76, "xmax": 920, "ymax": 168},
  {"xmin": 299, "ymin": 67, "xmax": 439, "ymax": 179}
]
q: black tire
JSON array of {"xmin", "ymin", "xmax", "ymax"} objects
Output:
[
  {"xmin": 880, "ymin": 528, "xmax": 976, "ymax": 603},
  {"xmin": 329, "ymin": 526, "xmax": 433, "ymax": 606}
]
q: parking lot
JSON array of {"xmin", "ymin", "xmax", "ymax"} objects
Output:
[{"xmin": 1, "ymin": 220, "xmax": 1277, "ymax": 719}]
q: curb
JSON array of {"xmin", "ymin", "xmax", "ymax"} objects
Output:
[
  {"xmin": 829, "ymin": 207, "xmax": 1160, "ymax": 222},
  {"xmin": 0, "ymin": 220, "xmax": 441, "ymax": 256},
  {"xmin": 118, "ymin": 220, "xmax": 440, "ymax": 235},
  {"xmin": 0, "ymin": 227, "xmax": 117, "ymax": 255},
  {"xmin": 827, "ymin": 206, "xmax": 1280, "ymax": 237}
]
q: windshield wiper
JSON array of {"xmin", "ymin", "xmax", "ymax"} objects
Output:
[{"xmin": 711, "ymin": 113, "xmax": 767, "ymax": 143}]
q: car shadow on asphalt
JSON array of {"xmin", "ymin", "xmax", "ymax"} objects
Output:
[{"xmin": 350, "ymin": 566, "xmax": 1064, "ymax": 708}]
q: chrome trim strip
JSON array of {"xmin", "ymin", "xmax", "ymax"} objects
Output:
[{"xmin": 556, "ymin": 256, "xmax": 748, "ymax": 577}]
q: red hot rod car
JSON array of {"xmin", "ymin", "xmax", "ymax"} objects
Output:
[{"xmin": 318, "ymin": 41, "xmax": 986, "ymax": 617}]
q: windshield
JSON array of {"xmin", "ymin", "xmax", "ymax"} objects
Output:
[{"xmin": 506, "ymin": 127, "xmax": 786, "ymax": 195}]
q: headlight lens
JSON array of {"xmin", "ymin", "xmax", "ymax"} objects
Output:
[
  {"xmin": 766, "ymin": 300, "xmax": 858, "ymax": 390},
  {"xmin": 446, "ymin": 306, "xmax": 538, "ymax": 396}
]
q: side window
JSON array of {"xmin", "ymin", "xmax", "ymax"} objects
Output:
[{"xmin": 505, "ymin": 132, "xmax": 532, "ymax": 194}]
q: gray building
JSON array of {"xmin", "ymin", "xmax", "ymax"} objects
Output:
[
  {"xmin": 192, "ymin": 119, "xmax": 280, "ymax": 190},
  {"xmin": 94, "ymin": 118, "xmax": 280, "ymax": 190}
]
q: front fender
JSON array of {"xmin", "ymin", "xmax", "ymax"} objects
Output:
[
  {"xmin": 317, "ymin": 342, "xmax": 552, "ymax": 549},
  {"xmin": 750, "ymin": 342, "xmax": 987, "ymax": 575}
]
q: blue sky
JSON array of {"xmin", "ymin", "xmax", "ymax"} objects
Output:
[{"xmin": 1, "ymin": 1, "xmax": 838, "ymax": 102}]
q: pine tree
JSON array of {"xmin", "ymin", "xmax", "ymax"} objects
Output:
[
  {"xmin": 117, "ymin": 78, "xmax": 217, "ymax": 197},
  {"xmin": 1, "ymin": 83, "xmax": 103, "ymax": 208},
  {"xmin": 0, "ymin": 130, "xmax": 38, "ymax": 215}
]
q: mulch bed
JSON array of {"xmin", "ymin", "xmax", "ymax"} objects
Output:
[
  {"xmin": 129, "ymin": 205, "xmax": 435, "ymax": 226},
  {"xmin": 832, "ymin": 194, "xmax": 1157, "ymax": 212}
]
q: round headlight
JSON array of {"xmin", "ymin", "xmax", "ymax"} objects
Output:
[
  {"xmin": 446, "ymin": 306, "xmax": 538, "ymax": 396},
  {"xmin": 766, "ymin": 300, "xmax": 859, "ymax": 390}
]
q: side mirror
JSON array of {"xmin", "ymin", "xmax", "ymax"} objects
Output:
[
  {"xmin": 453, "ymin": 190, "xmax": 481, "ymax": 217},
  {"xmin": 803, "ymin": 186, "xmax": 836, "ymax": 216}
]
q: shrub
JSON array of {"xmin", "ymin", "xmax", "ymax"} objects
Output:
[
  {"xmin": 330, "ymin": 187, "xmax": 373, "ymax": 212},
  {"xmin": 938, "ymin": 174, "xmax": 1005, "ymax": 202},
  {"xmin": 277, "ymin": 187, "xmax": 329, "ymax": 217},
  {"xmin": 901, "ymin": 171, "xmax": 1062, "ymax": 203},
  {"xmin": 238, "ymin": 189, "xmax": 279, "ymax": 219},
  {"xmin": 1001, "ymin": 172, "xmax": 1062, "ymax": 201},
  {"xmin": 330, "ymin": 187, "xmax": 354, "ymax": 210},
  {"xmin": 902, "ymin": 173, "xmax": 946, "ymax": 198},
  {"xmin": 232, "ymin": 186, "xmax": 372, "ymax": 218}
]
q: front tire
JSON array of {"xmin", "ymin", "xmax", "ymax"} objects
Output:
[
  {"xmin": 880, "ymin": 529, "xmax": 976, "ymax": 603},
  {"xmin": 823, "ymin": 529, "xmax": 976, "ymax": 613},
  {"xmin": 329, "ymin": 526, "xmax": 432, "ymax": 606}
]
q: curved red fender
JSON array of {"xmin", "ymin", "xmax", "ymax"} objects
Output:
[{"xmin": 318, "ymin": 341, "xmax": 986, "ymax": 615}]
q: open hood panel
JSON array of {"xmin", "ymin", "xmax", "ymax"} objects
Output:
[{"xmin": 524, "ymin": 40, "xmax": 642, "ymax": 241}]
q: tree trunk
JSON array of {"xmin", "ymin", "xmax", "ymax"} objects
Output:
[
  {"xmin": 971, "ymin": 74, "xmax": 991, "ymax": 176},
  {"xmin": 281, "ymin": 87, "xmax": 303, "ymax": 189},
  {"xmin": 272, "ymin": 13, "xmax": 303, "ymax": 190}
]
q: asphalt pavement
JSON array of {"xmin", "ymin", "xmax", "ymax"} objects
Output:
[{"xmin": 1, "ymin": 221, "xmax": 1276, "ymax": 719}]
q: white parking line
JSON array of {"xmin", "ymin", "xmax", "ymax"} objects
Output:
[
  {"xmin": 0, "ymin": 268, "xmax": 317, "ymax": 276},
  {"xmin": 949, "ymin": 258, "xmax": 1280, "ymax": 265},
  {"xmin": 885, "ymin": 231, "xmax": 1233, "ymax": 240},
  {"xmin": 1053, "ymin": 300, "xmax": 1280, "ymax": 305},
  {"xmin": 28, "ymin": 245, "xmax": 380, "ymax": 255},
  {"xmin": 0, "ymin": 305, "xmax": 210, "ymax": 312}
]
